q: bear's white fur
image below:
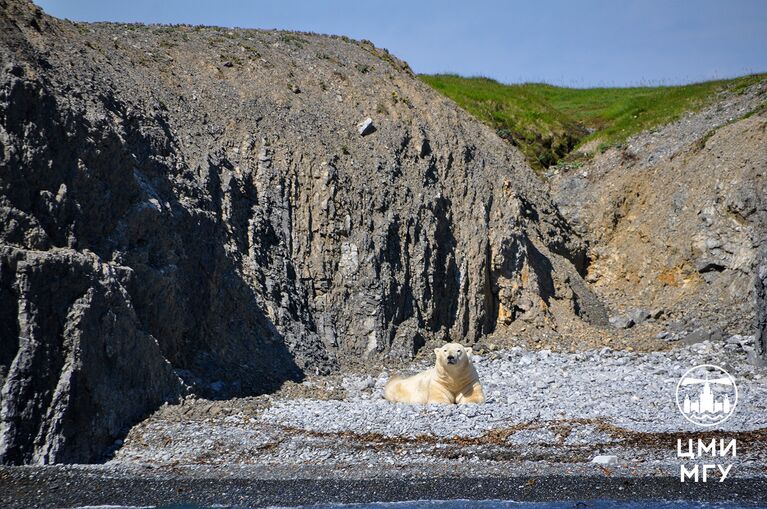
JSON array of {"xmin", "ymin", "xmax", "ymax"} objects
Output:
[{"xmin": 384, "ymin": 342, "xmax": 485, "ymax": 404}]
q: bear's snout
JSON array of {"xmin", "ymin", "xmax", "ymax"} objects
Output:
[{"xmin": 446, "ymin": 351, "xmax": 461, "ymax": 364}]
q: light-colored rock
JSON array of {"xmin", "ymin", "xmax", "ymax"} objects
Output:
[
  {"xmin": 357, "ymin": 117, "xmax": 374, "ymax": 136},
  {"xmin": 627, "ymin": 308, "xmax": 650, "ymax": 325},
  {"xmin": 591, "ymin": 455, "xmax": 618, "ymax": 465},
  {"xmin": 609, "ymin": 315, "xmax": 634, "ymax": 329}
]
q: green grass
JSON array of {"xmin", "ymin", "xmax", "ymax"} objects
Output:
[{"xmin": 420, "ymin": 73, "xmax": 767, "ymax": 172}]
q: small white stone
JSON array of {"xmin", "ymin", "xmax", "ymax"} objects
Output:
[
  {"xmin": 357, "ymin": 117, "xmax": 374, "ymax": 136},
  {"xmin": 592, "ymin": 455, "xmax": 618, "ymax": 465}
]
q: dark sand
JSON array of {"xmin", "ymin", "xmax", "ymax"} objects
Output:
[{"xmin": 2, "ymin": 466, "xmax": 767, "ymax": 509}]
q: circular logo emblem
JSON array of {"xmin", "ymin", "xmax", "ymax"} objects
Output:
[{"xmin": 676, "ymin": 364, "xmax": 737, "ymax": 427}]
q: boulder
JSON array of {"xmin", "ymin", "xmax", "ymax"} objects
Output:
[
  {"xmin": 609, "ymin": 315, "xmax": 634, "ymax": 329},
  {"xmin": 627, "ymin": 308, "xmax": 651, "ymax": 325},
  {"xmin": 591, "ymin": 455, "xmax": 618, "ymax": 465},
  {"xmin": 681, "ymin": 327, "xmax": 723, "ymax": 345},
  {"xmin": 0, "ymin": 249, "xmax": 181, "ymax": 464},
  {"xmin": 357, "ymin": 117, "xmax": 375, "ymax": 136}
]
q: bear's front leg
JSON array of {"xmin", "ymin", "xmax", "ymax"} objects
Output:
[
  {"xmin": 456, "ymin": 381, "xmax": 485, "ymax": 404},
  {"xmin": 426, "ymin": 383, "xmax": 455, "ymax": 404}
]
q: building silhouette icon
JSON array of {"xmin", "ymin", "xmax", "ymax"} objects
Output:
[
  {"xmin": 676, "ymin": 365, "xmax": 737, "ymax": 426},
  {"xmin": 682, "ymin": 380, "xmax": 731, "ymax": 415}
]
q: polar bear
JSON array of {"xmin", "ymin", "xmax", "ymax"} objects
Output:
[{"xmin": 384, "ymin": 342, "xmax": 485, "ymax": 404}]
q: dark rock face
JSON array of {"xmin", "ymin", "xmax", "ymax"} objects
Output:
[
  {"xmin": 756, "ymin": 181, "xmax": 767, "ymax": 362},
  {"xmin": 758, "ymin": 257, "xmax": 766, "ymax": 360},
  {"xmin": 0, "ymin": 71, "xmax": 314, "ymax": 463},
  {"xmin": 0, "ymin": 249, "xmax": 180, "ymax": 464},
  {"xmin": 0, "ymin": 0, "xmax": 603, "ymax": 463}
]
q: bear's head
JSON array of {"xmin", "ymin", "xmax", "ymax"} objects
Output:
[{"xmin": 434, "ymin": 342, "xmax": 473, "ymax": 371}]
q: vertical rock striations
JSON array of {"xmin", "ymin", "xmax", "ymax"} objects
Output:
[
  {"xmin": 0, "ymin": 0, "xmax": 603, "ymax": 463},
  {"xmin": 756, "ymin": 169, "xmax": 767, "ymax": 362}
]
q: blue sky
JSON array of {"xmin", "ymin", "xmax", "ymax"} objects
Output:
[{"xmin": 34, "ymin": 0, "xmax": 767, "ymax": 88}]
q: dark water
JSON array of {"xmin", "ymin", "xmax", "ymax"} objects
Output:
[{"xmin": 155, "ymin": 500, "xmax": 767, "ymax": 509}]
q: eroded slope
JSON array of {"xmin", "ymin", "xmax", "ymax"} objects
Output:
[{"xmin": 550, "ymin": 84, "xmax": 767, "ymax": 340}]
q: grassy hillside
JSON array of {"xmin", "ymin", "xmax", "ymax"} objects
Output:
[{"xmin": 420, "ymin": 73, "xmax": 767, "ymax": 172}]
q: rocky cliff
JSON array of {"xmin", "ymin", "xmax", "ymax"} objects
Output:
[
  {"xmin": 0, "ymin": 0, "xmax": 604, "ymax": 464},
  {"xmin": 549, "ymin": 85, "xmax": 767, "ymax": 342},
  {"xmin": 758, "ymin": 203, "xmax": 767, "ymax": 362}
]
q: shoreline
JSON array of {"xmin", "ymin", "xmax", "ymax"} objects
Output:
[
  {"xmin": 101, "ymin": 341, "xmax": 767, "ymax": 484},
  {"xmin": 4, "ymin": 342, "xmax": 766, "ymax": 508},
  {"xmin": 2, "ymin": 466, "xmax": 767, "ymax": 508}
]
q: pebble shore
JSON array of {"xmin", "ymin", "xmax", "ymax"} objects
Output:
[
  {"xmin": 262, "ymin": 338, "xmax": 767, "ymax": 437},
  {"xmin": 105, "ymin": 339, "xmax": 767, "ymax": 480},
  {"xmin": 3, "ymin": 340, "xmax": 767, "ymax": 508}
]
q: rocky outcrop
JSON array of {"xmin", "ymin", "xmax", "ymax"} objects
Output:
[
  {"xmin": 549, "ymin": 85, "xmax": 767, "ymax": 338},
  {"xmin": 0, "ymin": 248, "xmax": 181, "ymax": 464},
  {"xmin": 758, "ymin": 255, "xmax": 767, "ymax": 361},
  {"xmin": 756, "ymin": 177, "xmax": 767, "ymax": 362},
  {"xmin": 0, "ymin": 0, "xmax": 603, "ymax": 463}
]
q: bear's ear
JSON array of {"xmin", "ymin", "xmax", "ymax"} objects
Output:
[
  {"xmin": 434, "ymin": 348, "xmax": 440, "ymax": 356},
  {"xmin": 465, "ymin": 347, "xmax": 473, "ymax": 356}
]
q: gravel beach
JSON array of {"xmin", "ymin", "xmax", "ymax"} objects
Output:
[
  {"xmin": 105, "ymin": 338, "xmax": 767, "ymax": 476},
  {"xmin": 2, "ymin": 341, "xmax": 767, "ymax": 508}
]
